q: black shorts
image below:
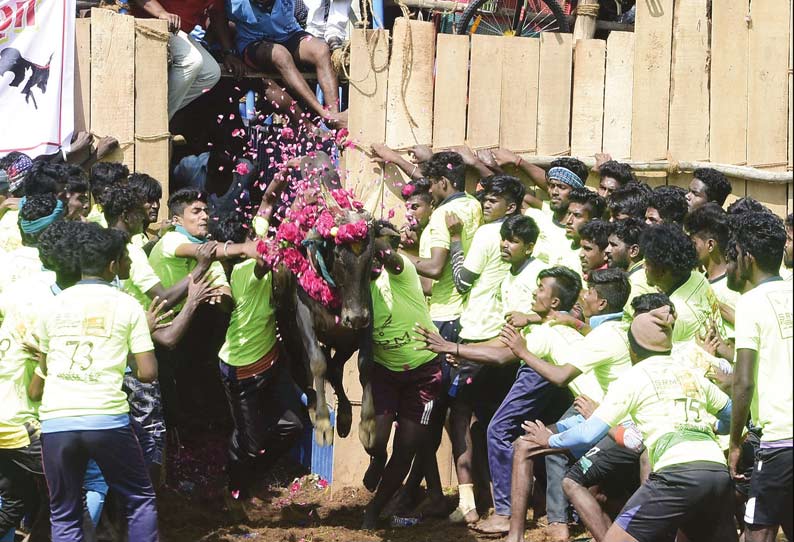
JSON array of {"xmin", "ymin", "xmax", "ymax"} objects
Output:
[
  {"xmin": 614, "ymin": 462, "xmax": 737, "ymax": 542},
  {"xmin": 243, "ymin": 31, "xmax": 313, "ymax": 69},
  {"xmin": 744, "ymin": 446, "xmax": 793, "ymax": 528},
  {"xmin": 564, "ymin": 434, "xmax": 642, "ymax": 500},
  {"xmin": 734, "ymin": 428, "xmax": 761, "ymax": 496}
]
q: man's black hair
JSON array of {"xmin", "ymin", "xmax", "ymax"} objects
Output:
[
  {"xmin": 501, "ymin": 214, "xmax": 539, "ymax": 245},
  {"xmin": 420, "ymin": 151, "xmax": 466, "ymax": 192},
  {"xmin": 648, "ymin": 186, "xmax": 688, "ymax": 224},
  {"xmin": 209, "ymin": 213, "xmax": 250, "ymax": 244},
  {"xmin": 168, "ymin": 188, "xmax": 207, "ymax": 217},
  {"xmin": 786, "ymin": 213, "xmax": 793, "ymax": 229},
  {"xmin": 611, "ymin": 218, "xmax": 647, "ymax": 250},
  {"xmin": 63, "ymin": 165, "xmax": 89, "ymax": 195},
  {"xmin": 128, "ymin": 172, "xmax": 163, "ymax": 203},
  {"xmin": 632, "ymin": 292, "xmax": 674, "ymax": 316},
  {"xmin": 537, "ymin": 266, "xmax": 582, "ymax": 312},
  {"xmin": 37, "ymin": 220, "xmax": 87, "ymax": 286},
  {"xmin": 599, "ymin": 160, "xmax": 636, "ymax": 187},
  {"xmin": 608, "ymin": 182, "xmax": 652, "ymax": 219},
  {"xmin": 730, "ymin": 211, "xmax": 787, "ymax": 274},
  {"xmin": 402, "ymin": 178, "xmax": 432, "ymax": 203},
  {"xmin": 567, "ymin": 188, "xmax": 607, "ymax": 220},
  {"xmin": 726, "ymin": 197, "xmax": 773, "ymax": 217},
  {"xmin": 578, "ymin": 220, "xmax": 612, "ymax": 250},
  {"xmin": 102, "ymin": 185, "xmax": 145, "ymax": 226},
  {"xmin": 550, "ymin": 157, "xmax": 589, "ymax": 185},
  {"xmin": 693, "ymin": 168, "xmax": 732, "ymax": 206},
  {"xmin": 23, "ymin": 162, "xmax": 61, "ymax": 196},
  {"xmin": 683, "ymin": 203, "xmax": 731, "ymax": 253},
  {"xmin": 587, "ymin": 268, "xmax": 630, "ymax": 313},
  {"xmin": 79, "ymin": 223, "xmax": 129, "ymax": 276},
  {"xmin": 89, "ymin": 162, "xmax": 129, "ymax": 202},
  {"xmin": 481, "ymin": 175, "xmax": 526, "ymax": 211},
  {"xmin": 640, "ymin": 223, "xmax": 698, "ymax": 278}
]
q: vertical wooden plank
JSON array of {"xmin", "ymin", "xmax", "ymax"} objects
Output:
[
  {"xmin": 385, "ymin": 19, "xmax": 435, "ymax": 149},
  {"xmin": 74, "ymin": 19, "xmax": 91, "ymax": 135},
  {"xmin": 570, "ymin": 39, "xmax": 606, "ymax": 157},
  {"xmin": 466, "ymin": 34, "xmax": 504, "ymax": 149},
  {"xmin": 432, "ymin": 33, "xmax": 469, "ymax": 149},
  {"xmin": 499, "ymin": 37, "xmax": 540, "ymax": 153},
  {"xmin": 630, "ymin": 0, "xmax": 674, "ymax": 160},
  {"xmin": 90, "ymin": 8, "xmax": 135, "ymax": 168},
  {"xmin": 602, "ymin": 31, "xmax": 634, "ymax": 159},
  {"xmin": 667, "ymin": 0, "xmax": 709, "ymax": 161},
  {"xmin": 537, "ymin": 32, "xmax": 573, "ymax": 155},
  {"xmin": 788, "ymin": 3, "xmax": 793, "ymax": 216},
  {"xmin": 134, "ymin": 19, "xmax": 170, "ymax": 220}
]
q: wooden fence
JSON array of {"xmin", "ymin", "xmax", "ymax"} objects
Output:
[{"xmin": 74, "ymin": 9, "xmax": 170, "ymax": 219}]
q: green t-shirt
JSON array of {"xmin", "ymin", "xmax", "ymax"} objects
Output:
[
  {"xmin": 86, "ymin": 203, "xmax": 108, "ymax": 228},
  {"xmin": 459, "ymin": 222, "xmax": 511, "ymax": 341},
  {"xmin": 148, "ymin": 231, "xmax": 228, "ymax": 311},
  {"xmin": 622, "ymin": 260, "xmax": 659, "ymax": 323},
  {"xmin": 522, "ymin": 322, "xmax": 602, "ymax": 399},
  {"xmin": 38, "ymin": 283, "xmax": 154, "ymax": 421},
  {"xmin": 594, "ymin": 354, "xmax": 729, "ymax": 471},
  {"xmin": 219, "ymin": 259, "xmax": 278, "ymax": 367},
  {"xmin": 123, "ymin": 242, "xmax": 162, "ymax": 309},
  {"xmin": 497, "ymin": 257, "xmax": 545, "ymax": 316},
  {"xmin": 554, "ymin": 319, "xmax": 632, "ymax": 402},
  {"xmin": 524, "ymin": 202, "xmax": 569, "ymax": 267},
  {"xmin": 669, "ymin": 271, "xmax": 725, "ymax": 345},
  {"xmin": 734, "ymin": 278, "xmax": 793, "ymax": 443},
  {"xmin": 419, "ymin": 193, "xmax": 482, "ymax": 321},
  {"xmin": 708, "ymin": 274, "xmax": 738, "ymax": 338},
  {"xmin": 371, "ymin": 255, "xmax": 438, "ymax": 372}
]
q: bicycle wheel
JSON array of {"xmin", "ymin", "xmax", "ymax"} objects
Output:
[{"xmin": 456, "ymin": 0, "xmax": 570, "ymax": 37}]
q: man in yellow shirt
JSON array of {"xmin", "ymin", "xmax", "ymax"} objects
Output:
[
  {"xmin": 605, "ymin": 218, "xmax": 658, "ymax": 321},
  {"xmin": 562, "ymin": 188, "xmax": 607, "ymax": 278},
  {"xmin": 726, "ymin": 212, "xmax": 792, "ymax": 541},
  {"xmin": 86, "ymin": 162, "xmax": 129, "ymax": 228}
]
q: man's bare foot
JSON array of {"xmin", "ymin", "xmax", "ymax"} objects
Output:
[
  {"xmin": 471, "ymin": 513, "xmax": 510, "ymax": 534},
  {"xmin": 325, "ymin": 110, "xmax": 348, "ymax": 130},
  {"xmin": 545, "ymin": 521, "xmax": 569, "ymax": 541},
  {"xmin": 448, "ymin": 506, "xmax": 479, "ymax": 524},
  {"xmin": 95, "ymin": 136, "xmax": 119, "ymax": 160}
]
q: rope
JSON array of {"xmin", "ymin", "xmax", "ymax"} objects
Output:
[
  {"xmin": 395, "ymin": 10, "xmax": 420, "ymax": 132},
  {"xmin": 574, "ymin": 3, "xmax": 600, "ymax": 17},
  {"xmin": 135, "ymin": 23, "xmax": 171, "ymax": 42},
  {"xmin": 135, "ymin": 132, "xmax": 172, "ymax": 142}
]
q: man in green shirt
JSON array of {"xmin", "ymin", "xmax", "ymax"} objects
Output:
[
  {"xmin": 605, "ymin": 218, "xmax": 658, "ymax": 321},
  {"xmin": 726, "ymin": 212, "xmax": 792, "ymax": 542},
  {"xmin": 562, "ymin": 188, "xmax": 607, "ymax": 278}
]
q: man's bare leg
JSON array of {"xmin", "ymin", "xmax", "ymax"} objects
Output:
[
  {"xmin": 502, "ymin": 438, "xmax": 535, "ymax": 542},
  {"xmin": 449, "ymin": 401, "xmax": 479, "ymax": 523},
  {"xmin": 602, "ymin": 523, "xmax": 640, "ymax": 542},
  {"xmin": 294, "ymin": 36, "xmax": 347, "ymax": 128},
  {"xmin": 562, "ymin": 478, "xmax": 611, "ymax": 541},
  {"xmin": 745, "ymin": 526, "xmax": 781, "ymax": 542}
]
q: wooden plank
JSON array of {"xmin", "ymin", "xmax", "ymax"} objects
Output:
[
  {"xmin": 747, "ymin": 0, "xmax": 789, "ymax": 171},
  {"xmin": 630, "ymin": 0, "xmax": 674, "ymax": 160},
  {"xmin": 90, "ymin": 9, "xmax": 135, "ymax": 168},
  {"xmin": 499, "ymin": 37, "xmax": 540, "ymax": 153},
  {"xmin": 570, "ymin": 39, "xmax": 606, "ymax": 157},
  {"xmin": 537, "ymin": 32, "xmax": 573, "ymax": 155},
  {"xmin": 789, "ymin": 2, "xmax": 793, "ymax": 215},
  {"xmin": 385, "ymin": 18, "xmax": 435, "ymax": 149},
  {"xmin": 74, "ymin": 19, "xmax": 91, "ymax": 134},
  {"xmin": 710, "ymin": 0, "xmax": 749, "ymax": 165},
  {"xmin": 466, "ymin": 34, "xmax": 504, "ymax": 149},
  {"xmin": 747, "ymin": 181, "xmax": 787, "ymax": 218},
  {"xmin": 602, "ymin": 31, "xmax": 634, "ymax": 159},
  {"xmin": 667, "ymin": 0, "xmax": 709, "ymax": 161},
  {"xmin": 432, "ymin": 33, "xmax": 469, "ymax": 149},
  {"xmin": 134, "ymin": 19, "xmax": 170, "ymax": 221}
]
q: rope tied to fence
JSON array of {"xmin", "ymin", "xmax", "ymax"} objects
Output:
[
  {"xmin": 574, "ymin": 3, "xmax": 600, "ymax": 18},
  {"xmin": 135, "ymin": 23, "xmax": 170, "ymax": 42}
]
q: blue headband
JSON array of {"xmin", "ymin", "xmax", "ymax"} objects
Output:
[
  {"xmin": 548, "ymin": 167, "xmax": 584, "ymax": 189},
  {"xmin": 19, "ymin": 197, "xmax": 64, "ymax": 235}
]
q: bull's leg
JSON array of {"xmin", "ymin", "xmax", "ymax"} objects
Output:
[
  {"xmin": 295, "ymin": 297, "xmax": 335, "ymax": 446},
  {"xmin": 325, "ymin": 359, "xmax": 352, "ymax": 438},
  {"xmin": 357, "ymin": 331, "xmax": 376, "ymax": 451}
]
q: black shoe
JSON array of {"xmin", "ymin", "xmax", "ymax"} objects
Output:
[{"xmin": 327, "ymin": 36, "xmax": 344, "ymax": 51}]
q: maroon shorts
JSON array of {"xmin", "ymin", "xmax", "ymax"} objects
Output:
[{"xmin": 371, "ymin": 357, "xmax": 442, "ymax": 425}]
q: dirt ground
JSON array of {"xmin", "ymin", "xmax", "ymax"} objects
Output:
[{"xmin": 157, "ymin": 431, "xmax": 589, "ymax": 542}]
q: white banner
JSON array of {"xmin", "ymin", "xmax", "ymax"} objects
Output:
[{"xmin": 0, "ymin": 0, "xmax": 75, "ymax": 158}]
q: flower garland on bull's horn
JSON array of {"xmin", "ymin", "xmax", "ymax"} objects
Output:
[{"xmin": 257, "ymin": 182, "xmax": 368, "ymax": 309}]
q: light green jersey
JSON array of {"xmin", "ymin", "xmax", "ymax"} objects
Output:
[
  {"xmin": 708, "ymin": 274, "xmax": 738, "ymax": 338},
  {"xmin": 497, "ymin": 257, "xmax": 545, "ymax": 315},
  {"xmin": 122, "ymin": 242, "xmax": 161, "ymax": 308},
  {"xmin": 670, "ymin": 271, "xmax": 725, "ymax": 345},
  {"xmin": 0, "ymin": 246, "xmax": 54, "ymax": 306},
  {"xmin": 524, "ymin": 202, "xmax": 570, "ymax": 268},
  {"xmin": 622, "ymin": 260, "xmax": 659, "ymax": 323},
  {"xmin": 0, "ymin": 209, "xmax": 21, "ymax": 254},
  {"xmin": 86, "ymin": 203, "xmax": 108, "ymax": 228}
]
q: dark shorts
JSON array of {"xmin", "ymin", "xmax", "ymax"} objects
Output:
[
  {"xmin": 564, "ymin": 434, "xmax": 642, "ymax": 500},
  {"xmin": 744, "ymin": 446, "xmax": 793, "ymax": 528},
  {"xmin": 372, "ymin": 357, "xmax": 442, "ymax": 425},
  {"xmin": 615, "ymin": 462, "xmax": 737, "ymax": 542},
  {"xmin": 734, "ymin": 428, "xmax": 761, "ymax": 496},
  {"xmin": 242, "ymin": 30, "xmax": 313, "ymax": 69}
]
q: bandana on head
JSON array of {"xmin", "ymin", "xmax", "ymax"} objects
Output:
[
  {"xmin": 548, "ymin": 166, "xmax": 584, "ymax": 189},
  {"xmin": 18, "ymin": 197, "xmax": 65, "ymax": 235},
  {"xmin": 4, "ymin": 153, "xmax": 33, "ymax": 193}
]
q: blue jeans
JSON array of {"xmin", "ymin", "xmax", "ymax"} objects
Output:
[{"xmin": 486, "ymin": 365, "xmax": 572, "ymax": 515}]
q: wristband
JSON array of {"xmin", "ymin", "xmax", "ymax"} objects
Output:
[
  {"xmin": 223, "ymin": 240, "xmax": 232, "ymax": 258},
  {"xmin": 34, "ymin": 366, "xmax": 46, "ymax": 380}
]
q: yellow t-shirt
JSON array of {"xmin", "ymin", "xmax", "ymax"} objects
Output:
[
  {"xmin": 670, "ymin": 271, "xmax": 725, "ymax": 345},
  {"xmin": 86, "ymin": 203, "xmax": 108, "ymax": 228},
  {"xmin": 0, "ymin": 246, "xmax": 54, "ymax": 306},
  {"xmin": 0, "ymin": 276, "xmax": 54, "ymax": 448},
  {"xmin": 38, "ymin": 283, "xmax": 154, "ymax": 420},
  {"xmin": 708, "ymin": 274, "xmax": 739, "ymax": 338},
  {"xmin": 371, "ymin": 256, "xmax": 438, "ymax": 372},
  {"xmin": 622, "ymin": 260, "xmax": 659, "ymax": 323},
  {"xmin": 594, "ymin": 354, "xmax": 729, "ymax": 471},
  {"xmin": 497, "ymin": 257, "xmax": 546, "ymax": 316},
  {"xmin": 524, "ymin": 202, "xmax": 569, "ymax": 267},
  {"xmin": 459, "ymin": 222, "xmax": 511, "ymax": 341},
  {"xmin": 734, "ymin": 278, "xmax": 793, "ymax": 443},
  {"xmin": 0, "ymin": 209, "xmax": 21, "ymax": 254},
  {"xmin": 419, "ymin": 193, "xmax": 483, "ymax": 321},
  {"xmin": 218, "ymin": 259, "xmax": 277, "ymax": 367},
  {"xmin": 148, "ymin": 231, "xmax": 229, "ymax": 312},
  {"xmin": 122, "ymin": 242, "xmax": 162, "ymax": 309}
]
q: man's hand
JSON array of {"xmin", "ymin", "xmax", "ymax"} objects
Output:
[
  {"xmin": 593, "ymin": 152, "xmax": 612, "ymax": 172},
  {"xmin": 548, "ymin": 310, "xmax": 583, "ymax": 330},
  {"xmin": 573, "ymin": 395, "xmax": 599, "ymax": 419},
  {"xmin": 499, "ymin": 324, "xmax": 528, "ymax": 359},
  {"xmin": 399, "ymin": 224, "xmax": 419, "ymax": 249},
  {"xmin": 194, "ymin": 241, "xmax": 217, "ymax": 277},
  {"xmin": 409, "ymin": 144, "xmax": 433, "ymax": 164},
  {"xmin": 519, "ymin": 420, "xmax": 553, "ymax": 447},
  {"xmin": 505, "ymin": 311, "xmax": 532, "ymax": 328},
  {"xmin": 146, "ymin": 296, "xmax": 174, "ymax": 332},
  {"xmin": 445, "ymin": 212, "xmax": 463, "ymax": 236},
  {"xmin": 491, "ymin": 148, "xmax": 521, "ymax": 168},
  {"xmin": 158, "ymin": 11, "xmax": 181, "ymax": 33},
  {"xmin": 414, "ymin": 324, "xmax": 454, "ymax": 355},
  {"xmin": 712, "ymin": 367, "xmax": 733, "ymax": 394},
  {"xmin": 451, "ymin": 145, "xmax": 479, "ymax": 167},
  {"xmin": 186, "ymin": 274, "xmax": 221, "ymax": 307},
  {"xmin": 371, "ymin": 142, "xmax": 397, "ymax": 165},
  {"xmin": 728, "ymin": 442, "xmax": 747, "ymax": 481},
  {"xmin": 223, "ymin": 54, "xmax": 248, "ymax": 78}
]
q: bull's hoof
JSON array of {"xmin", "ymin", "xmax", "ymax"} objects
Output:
[
  {"xmin": 358, "ymin": 417, "xmax": 377, "ymax": 450},
  {"xmin": 336, "ymin": 401, "xmax": 353, "ymax": 438},
  {"xmin": 314, "ymin": 417, "xmax": 335, "ymax": 446}
]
